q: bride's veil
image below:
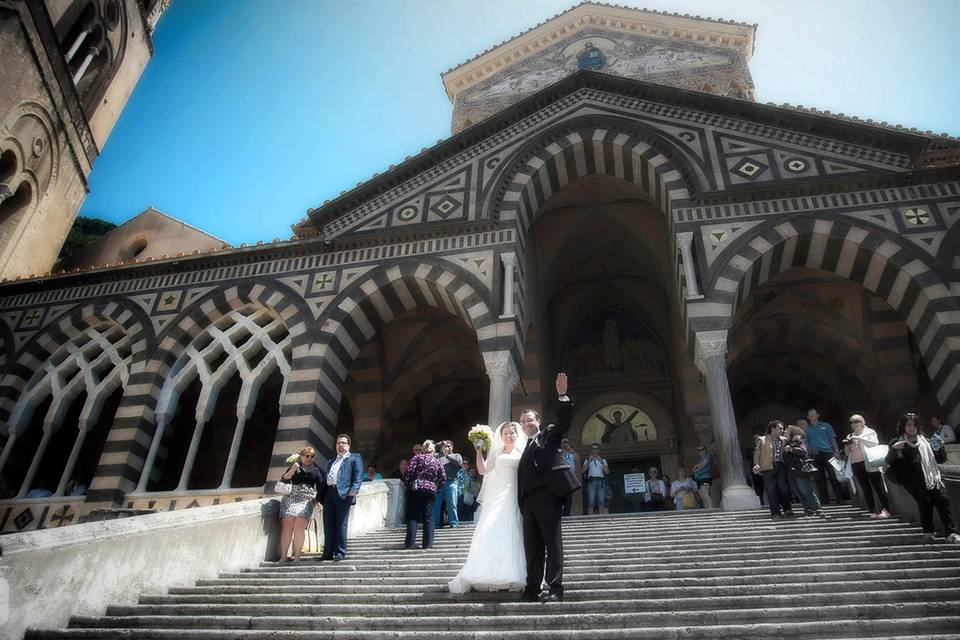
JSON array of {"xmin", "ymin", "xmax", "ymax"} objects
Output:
[{"xmin": 476, "ymin": 421, "xmax": 527, "ymax": 508}]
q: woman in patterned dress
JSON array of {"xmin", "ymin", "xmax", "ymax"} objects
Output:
[{"xmin": 277, "ymin": 446, "xmax": 324, "ymax": 561}]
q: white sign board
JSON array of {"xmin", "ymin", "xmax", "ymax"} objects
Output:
[{"xmin": 623, "ymin": 473, "xmax": 647, "ymax": 494}]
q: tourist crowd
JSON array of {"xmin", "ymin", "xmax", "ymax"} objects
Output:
[{"xmin": 274, "ymin": 409, "xmax": 958, "ymax": 560}]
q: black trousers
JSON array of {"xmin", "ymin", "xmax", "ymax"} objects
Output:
[
  {"xmin": 850, "ymin": 460, "xmax": 889, "ymax": 513},
  {"xmin": 904, "ymin": 482, "xmax": 958, "ymax": 536},
  {"xmin": 322, "ymin": 491, "xmax": 353, "ymax": 558},
  {"xmin": 521, "ymin": 485, "xmax": 564, "ymax": 596},
  {"xmin": 812, "ymin": 451, "xmax": 845, "ymax": 504},
  {"xmin": 405, "ymin": 488, "xmax": 436, "ymax": 549}
]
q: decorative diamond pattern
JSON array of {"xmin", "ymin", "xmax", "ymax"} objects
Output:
[
  {"xmin": 731, "ymin": 156, "xmax": 769, "ymax": 181},
  {"xmin": 14, "ymin": 507, "xmax": 34, "ymax": 530},
  {"xmin": 428, "ymin": 194, "xmax": 461, "ymax": 219}
]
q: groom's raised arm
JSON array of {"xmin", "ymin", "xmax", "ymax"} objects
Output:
[{"xmin": 554, "ymin": 372, "xmax": 572, "ymax": 438}]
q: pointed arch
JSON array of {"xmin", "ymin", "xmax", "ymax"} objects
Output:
[
  {"xmin": 485, "ymin": 114, "xmax": 700, "ymax": 233},
  {"xmin": 296, "ymin": 259, "xmax": 499, "ymax": 467},
  {"xmin": 700, "ymin": 217, "xmax": 960, "ymax": 424}
]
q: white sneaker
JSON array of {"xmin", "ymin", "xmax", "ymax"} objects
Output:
[
  {"xmin": 876, "ymin": 510, "xmax": 890, "ymax": 519},
  {"xmin": 947, "ymin": 533, "xmax": 960, "ymax": 544}
]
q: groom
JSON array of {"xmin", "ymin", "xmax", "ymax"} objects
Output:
[{"xmin": 517, "ymin": 372, "xmax": 580, "ymax": 603}]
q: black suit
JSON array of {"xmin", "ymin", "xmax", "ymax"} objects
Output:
[{"xmin": 518, "ymin": 397, "xmax": 578, "ymax": 598}]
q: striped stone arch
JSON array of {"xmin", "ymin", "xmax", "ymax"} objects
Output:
[
  {"xmin": 486, "ymin": 115, "xmax": 698, "ymax": 233},
  {"xmin": 0, "ymin": 299, "xmax": 154, "ymax": 427},
  {"xmin": 87, "ymin": 279, "xmax": 314, "ymax": 505},
  {"xmin": 304, "ymin": 260, "xmax": 498, "ymax": 465},
  {"xmin": 728, "ymin": 314, "xmax": 884, "ymax": 406},
  {"xmin": 702, "ymin": 217, "xmax": 960, "ymax": 425}
]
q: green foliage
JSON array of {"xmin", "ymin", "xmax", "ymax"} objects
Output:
[{"xmin": 58, "ymin": 216, "xmax": 117, "ymax": 261}]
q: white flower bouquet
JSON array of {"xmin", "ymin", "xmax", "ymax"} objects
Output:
[
  {"xmin": 285, "ymin": 453, "xmax": 300, "ymax": 464},
  {"xmin": 468, "ymin": 424, "xmax": 494, "ymax": 451}
]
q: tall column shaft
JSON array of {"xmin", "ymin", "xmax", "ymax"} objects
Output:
[
  {"xmin": 177, "ymin": 418, "xmax": 208, "ymax": 492},
  {"xmin": 677, "ymin": 231, "xmax": 701, "ymax": 298},
  {"xmin": 500, "ymin": 253, "xmax": 517, "ymax": 318},
  {"xmin": 695, "ymin": 331, "xmax": 759, "ymax": 511},
  {"xmin": 483, "ymin": 351, "xmax": 519, "ymax": 429}
]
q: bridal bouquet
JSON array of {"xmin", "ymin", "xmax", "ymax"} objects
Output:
[
  {"xmin": 285, "ymin": 453, "xmax": 300, "ymax": 464},
  {"xmin": 468, "ymin": 424, "xmax": 494, "ymax": 451}
]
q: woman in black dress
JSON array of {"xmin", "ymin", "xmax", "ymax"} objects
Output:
[{"xmin": 277, "ymin": 446, "xmax": 324, "ymax": 561}]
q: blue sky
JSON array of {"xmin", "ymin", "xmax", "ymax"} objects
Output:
[{"xmin": 79, "ymin": 0, "xmax": 960, "ymax": 245}]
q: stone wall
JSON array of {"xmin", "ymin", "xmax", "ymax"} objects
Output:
[{"xmin": 0, "ymin": 479, "xmax": 403, "ymax": 639}]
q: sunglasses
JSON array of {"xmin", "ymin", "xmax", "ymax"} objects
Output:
[{"xmin": 302, "ymin": 454, "xmax": 314, "ymax": 458}]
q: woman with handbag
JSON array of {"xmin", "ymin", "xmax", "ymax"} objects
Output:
[
  {"xmin": 844, "ymin": 414, "xmax": 890, "ymax": 518},
  {"xmin": 670, "ymin": 468, "xmax": 699, "ymax": 510},
  {"xmin": 886, "ymin": 412, "xmax": 960, "ymax": 543},
  {"xmin": 783, "ymin": 425, "xmax": 825, "ymax": 518},
  {"xmin": 277, "ymin": 446, "xmax": 324, "ymax": 561},
  {"xmin": 752, "ymin": 420, "xmax": 795, "ymax": 519},
  {"xmin": 403, "ymin": 439, "xmax": 446, "ymax": 549}
]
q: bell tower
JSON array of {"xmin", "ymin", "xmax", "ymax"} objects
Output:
[{"xmin": 0, "ymin": 0, "xmax": 172, "ymax": 279}]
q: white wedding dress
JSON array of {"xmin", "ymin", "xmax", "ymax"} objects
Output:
[{"xmin": 448, "ymin": 427, "xmax": 527, "ymax": 593}]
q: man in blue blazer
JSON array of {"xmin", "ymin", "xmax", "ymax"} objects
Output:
[{"xmin": 321, "ymin": 433, "xmax": 364, "ymax": 561}]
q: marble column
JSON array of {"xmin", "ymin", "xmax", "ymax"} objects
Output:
[
  {"xmin": 695, "ymin": 330, "xmax": 759, "ymax": 511},
  {"xmin": 483, "ymin": 350, "xmax": 519, "ymax": 429},
  {"xmin": 500, "ymin": 252, "xmax": 517, "ymax": 318},
  {"xmin": 72, "ymin": 46, "xmax": 100, "ymax": 84},
  {"xmin": 677, "ymin": 231, "xmax": 702, "ymax": 299}
]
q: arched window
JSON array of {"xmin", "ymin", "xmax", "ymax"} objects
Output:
[
  {"xmin": 137, "ymin": 307, "xmax": 291, "ymax": 492},
  {"xmin": 0, "ymin": 323, "xmax": 131, "ymax": 497}
]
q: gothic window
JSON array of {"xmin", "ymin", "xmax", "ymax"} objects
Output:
[
  {"xmin": 0, "ymin": 323, "xmax": 131, "ymax": 498},
  {"xmin": 0, "ymin": 149, "xmax": 31, "ymax": 231},
  {"xmin": 138, "ymin": 307, "xmax": 291, "ymax": 493}
]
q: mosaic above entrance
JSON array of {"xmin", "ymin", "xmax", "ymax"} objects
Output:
[
  {"xmin": 457, "ymin": 29, "xmax": 740, "ymax": 108},
  {"xmin": 582, "ymin": 404, "xmax": 658, "ymax": 445}
]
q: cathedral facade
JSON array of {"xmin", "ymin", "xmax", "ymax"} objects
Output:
[{"xmin": 0, "ymin": 2, "xmax": 958, "ymax": 530}]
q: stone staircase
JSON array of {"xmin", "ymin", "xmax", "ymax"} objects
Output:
[{"xmin": 25, "ymin": 506, "xmax": 960, "ymax": 639}]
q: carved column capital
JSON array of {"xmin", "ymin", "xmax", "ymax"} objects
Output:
[
  {"xmin": 676, "ymin": 231, "xmax": 695, "ymax": 249},
  {"xmin": 482, "ymin": 350, "xmax": 519, "ymax": 387},
  {"xmin": 500, "ymin": 252, "xmax": 517, "ymax": 268},
  {"xmin": 694, "ymin": 330, "xmax": 728, "ymax": 375}
]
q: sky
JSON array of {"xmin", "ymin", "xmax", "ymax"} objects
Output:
[{"xmin": 78, "ymin": 0, "xmax": 960, "ymax": 246}]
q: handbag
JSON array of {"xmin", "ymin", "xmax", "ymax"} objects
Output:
[
  {"xmin": 274, "ymin": 480, "xmax": 292, "ymax": 496},
  {"xmin": 796, "ymin": 460, "xmax": 820, "ymax": 477},
  {"xmin": 827, "ymin": 455, "xmax": 846, "ymax": 476},
  {"xmin": 863, "ymin": 444, "xmax": 890, "ymax": 472}
]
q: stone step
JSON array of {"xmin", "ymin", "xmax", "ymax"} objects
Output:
[
  {"xmin": 330, "ymin": 533, "xmax": 932, "ymax": 560},
  {"xmin": 64, "ymin": 602, "xmax": 960, "ymax": 631},
  {"xmin": 216, "ymin": 557, "xmax": 956, "ymax": 584},
  {"xmin": 255, "ymin": 540, "xmax": 953, "ymax": 569},
  {"xmin": 152, "ymin": 576, "xmax": 960, "ymax": 603},
  {"xmin": 354, "ymin": 518, "xmax": 915, "ymax": 543},
  {"xmin": 107, "ymin": 587, "xmax": 960, "ymax": 617},
  {"xmin": 243, "ymin": 549, "xmax": 960, "ymax": 577},
  {"xmin": 193, "ymin": 566, "xmax": 960, "ymax": 591},
  {"xmin": 27, "ymin": 621, "xmax": 960, "ymax": 640}
]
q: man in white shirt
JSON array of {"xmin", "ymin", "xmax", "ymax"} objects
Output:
[
  {"xmin": 581, "ymin": 443, "xmax": 609, "ymax": 514},
  {"xmin": 321, "ymin": 434, "xmax": 364, "ymax": 561}
]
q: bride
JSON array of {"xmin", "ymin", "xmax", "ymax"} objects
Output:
[{"xmin": 448, "ymin": 420, "xmax": 527, "ymax": 593}]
